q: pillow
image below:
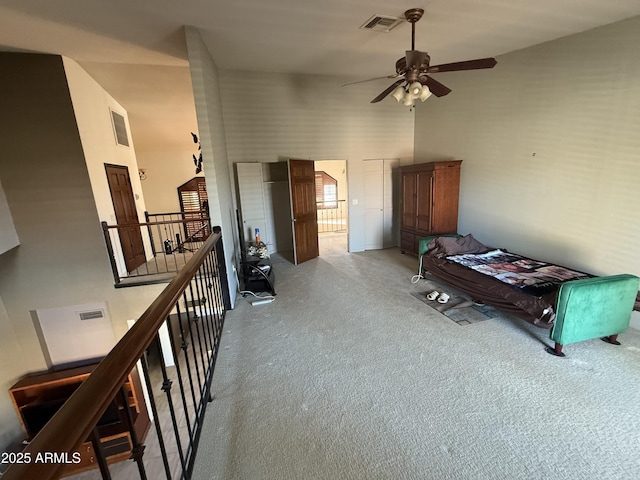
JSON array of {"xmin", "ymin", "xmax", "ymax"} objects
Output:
[{"xmin": 428, "ymin": 234, "xmax": 491, "ymax": 257}]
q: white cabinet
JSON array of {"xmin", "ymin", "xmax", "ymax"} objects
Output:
[
  {"xmin": 236, "ymin": 163, "xmax": 269, "ymax": 249},
  {"xmin": 236, "ymin": 162, "xmax": 292, "ymax": 254}
]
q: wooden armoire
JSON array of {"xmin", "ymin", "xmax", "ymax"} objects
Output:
[{"xmin": 400, "ymin": 160, "xmax": 462, "ymax": 255}]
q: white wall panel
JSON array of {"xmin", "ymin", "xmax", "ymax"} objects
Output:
[{"xmin": 0, "ymin": 179, "xmax": 19, "ymax": 255}]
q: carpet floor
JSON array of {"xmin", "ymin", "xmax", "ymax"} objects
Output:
[{"xmin": 191, "ymin": 238, "xmax": 640, "ymax": 480}]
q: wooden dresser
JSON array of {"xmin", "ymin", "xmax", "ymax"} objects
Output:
[
  {"xmin": 400, "ymin": 160, "xmax": 462, "ymax": 255},
  {"xmin": 8, "ymin": 363, "xmax": 150, "ymax": 477}
]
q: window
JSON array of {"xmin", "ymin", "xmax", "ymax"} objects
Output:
[
  {"xmin": 177, "ymin": 177, "xmax": 210, "ymax": 240},
  {"xmin": 315, "ymin": 171, "xmax": 338, "ymax": 209}
]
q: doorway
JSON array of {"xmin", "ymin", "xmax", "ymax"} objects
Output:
[
  {"xmin": 314, "ymin": 160, "xmax": 348, "ymax": 257},
  {"xmin": 105, "ymin": 164, "xmax": 146, "ymax": 272}
]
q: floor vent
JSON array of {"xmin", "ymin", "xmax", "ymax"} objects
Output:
[
  {"xmin": 110, "ymin": 110, "xmax": 130, "ymax": 147},
  {"xmin": 360, "ymin": 14, "xmax": 404, "ymax": 32}
]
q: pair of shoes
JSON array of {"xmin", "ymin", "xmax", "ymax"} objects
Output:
[{"xmin": 426, "ymin": 291, "xmax": 450, "ymax": 304}]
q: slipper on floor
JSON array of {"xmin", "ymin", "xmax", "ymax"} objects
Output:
[
  {"xmin": 437, "ymin": 293, "xmax": 450, "ymax": 304},
  {"xmin": 426, "ymin": 290, "xmax": 439, "ymax": 301}
]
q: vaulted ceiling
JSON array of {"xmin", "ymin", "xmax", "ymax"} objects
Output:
[{"xmin": 2, "ymin": 1, "xmax": 640, "ymax": 151}]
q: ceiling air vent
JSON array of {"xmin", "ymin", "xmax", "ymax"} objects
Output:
[
  {"xmin": 78, "ymin": 309, "xmax": 105, "ymax": 321},
  {"xmin": 360, "ymin": 14, "xmax": 404, "ymax": 32},
  {"xmin": 110, "ymin": 110, "xmax": 130, "ymax": 147}
]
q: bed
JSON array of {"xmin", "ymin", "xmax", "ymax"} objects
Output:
[{"xmin": 419, "ymin": 234, "xmax": 639, "ymax": 356}]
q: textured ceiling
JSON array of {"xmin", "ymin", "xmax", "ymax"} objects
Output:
[{"xmin": 2, "ymin": 1, "xmax": 640, "ymax": 150}]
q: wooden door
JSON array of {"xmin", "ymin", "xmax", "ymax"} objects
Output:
[
  {"xmin": 288, "ymin": 159, "xmax": 319, "ymax": 264},
  {"xmin": 105, "ymin": 164, "xmax": 146, "ymax": 272}
]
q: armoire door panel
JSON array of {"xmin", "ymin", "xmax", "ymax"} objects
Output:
[
  {"xmin": 401, "ymin": 172, "xmax": 417, "ymax": 230},
  {"xmin": 415, "ymin": 171, "xmax": 433, "ymax": 233},
  {"xmin": 431, "ymin": 166, "xmax": 461, "ymax": 233}
]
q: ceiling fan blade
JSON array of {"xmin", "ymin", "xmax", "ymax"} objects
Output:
[
  {"xmin": 421, "ymin": 76, "xmax": 451, "ymax": 97},
  {"xmin": 371, "ymin": 79, "xmax": 405, "ymax": 103},
  {"xmin": 406, "ymin": 50, "xmax": 428, "ymax": 70},
  {"xmin": 342, "ymin": 74, "xmax": 399, "ymax": 88},
  {"xmin": 428, "ymin": 57, "xmax": 497, "ymax": 73}
]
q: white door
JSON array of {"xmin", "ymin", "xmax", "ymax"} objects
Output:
[
  {"xmin": 364, "ymin": 158, "xmax": 398, "ymax": 251},
  {"xmin": 364, "ymin": 160, "xmax": 384, "ymax": 250},
  {"xmin": 383, "ymin": 159, "xmax": 399, "ymax": 248},
  {"xmin": 236, "ymin": 163, "xmax": 269, "ymax": 250}
]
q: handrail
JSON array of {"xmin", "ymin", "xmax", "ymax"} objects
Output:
[
  {"xmin": 3, "ymin": 230, "xmax": 225, "ymax": 480},
  {"xmin": 102, "ymin": 217, "xmax": 211, "ymax": 228},
  {"xmin": 146, "ymin": 210, "xmax": 208, "ymax": 218}
]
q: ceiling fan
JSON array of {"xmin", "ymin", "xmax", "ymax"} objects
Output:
[{"xmin": 345, "ymin": 8, "xmax": 497, "ymax": 106}]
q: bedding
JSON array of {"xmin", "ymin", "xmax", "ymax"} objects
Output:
[
  {"xmin": 446, "ymin": 249, "xmax": 591, "ymax": 296},
  {"xmin": 422, "ymin": 235, "xmax": 591, "ymax": 328}
]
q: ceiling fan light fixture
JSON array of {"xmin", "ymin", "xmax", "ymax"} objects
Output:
[
  {"xmin": 419, "ymin": 85, "xmax": 432, "ymax": 101},
  {"xmin": 402, "ymin": 94, "xmax": 414, "ymax": 106},
  {"xmin": 409, "ymin": 81, "xmax": 422, "ymax": 96},
  {"xmin": 391, "ymin": 85, "xmax": 406, "ymax": 102}
]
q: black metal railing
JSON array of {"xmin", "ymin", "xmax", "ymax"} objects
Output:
[
  {"xmin": 102, "ymin": 211, "xmax": 211, "ymax": 286},
  {"xmin": 3, "ymin": 227, "xmax": 231, "ymax": 480},
  {"xmin": 316, "ymin": 199, "xmax": 347, "ymax": 233},
  {"xmin": 145, "ymin": 211, "xmax": 211, "ymax": 254}
]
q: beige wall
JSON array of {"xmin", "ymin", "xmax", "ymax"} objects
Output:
[
  {"xmin": 137, "ymin": 150, "xmax": 206, "ymax": 214},
  {"xmin": 414, "ymin": 16, "xmax": 640, "ymax": 277},
  {"xmin": 0, "ymin": 53, "xmax": 164, "ymax": 450},
  {"xmin": 217, "ymin": 70, "xmax": 415, "ymax": 253}
]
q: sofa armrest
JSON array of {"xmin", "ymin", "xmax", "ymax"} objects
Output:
[{"xmin": 550, "ymin": 274, "xmax": 640, "ymax": 346}]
